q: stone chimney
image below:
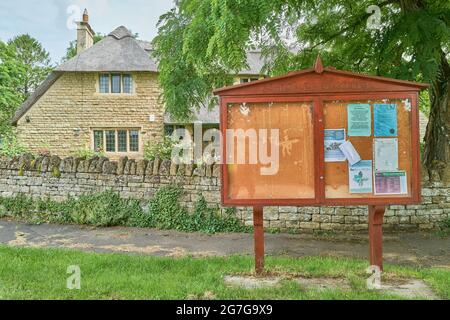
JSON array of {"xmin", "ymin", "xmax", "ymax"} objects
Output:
[{"xmin": 76, "ymin": 9, "xmax": 94, "ymax": 54}]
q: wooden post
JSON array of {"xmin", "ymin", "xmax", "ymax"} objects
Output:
[
  {"xmin": 253, "ymin": 206, "xmax": 265, "ymax": 275},
  {"xmin": 368, "ymin": 205, "xmax": 386, "ymax": 271}
]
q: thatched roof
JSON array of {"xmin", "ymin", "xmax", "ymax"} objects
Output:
[
  {"xmin": 56, "ymin": 26, "xmax": 158, "ymax": 72},
  {"xmin": 12, "ymin": 26, "xmax": 264, "ymax": 125}
]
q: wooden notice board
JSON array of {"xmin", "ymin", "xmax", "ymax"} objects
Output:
[
  {"xmin": 226, "ymin": 102, "xmax": 315, "ymax": 200},
  {"xmin": 214, "ymin": 60, "xmax": 428, "ymax": 207}
]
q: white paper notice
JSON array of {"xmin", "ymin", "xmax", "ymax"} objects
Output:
[
  {"xmin": 339, "ymin": 141, "xmax": 361, "ymax": 166},
  {"xmin": 349, "ymin": 160, "xmax": 373, "ymax": 193},
  {"xmin": 374, "ymin": 138, "xmax": 398, "ymax": 171}
]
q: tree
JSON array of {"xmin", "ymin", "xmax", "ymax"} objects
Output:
[
  {"xmin": 153, "ymin": 0, "xmax": 450, "ymax": 181},
  {"xmin": 0, "ymin": 40, "xmax": 24, "ymax": 135},
  {"xmin": 8, "ymin": 34, "xmax": 53, "ymax": 99},
  {"xmin": 62, "ymin": 33, "xmax": 105, "ymax": 62}
]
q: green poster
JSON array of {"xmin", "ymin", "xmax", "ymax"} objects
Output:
[{"xmin": 347, "ymin": 104, "xmax": 371, "ymax": 137}]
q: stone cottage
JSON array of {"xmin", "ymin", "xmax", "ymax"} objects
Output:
[{"xmin": 11, "ymin": 10, "xmax": 264, "ymax": 159}]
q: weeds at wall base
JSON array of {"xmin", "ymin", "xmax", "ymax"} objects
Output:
[{"xmin": 0, "ymin": 185, "xmax": 250, "ymax": 234}]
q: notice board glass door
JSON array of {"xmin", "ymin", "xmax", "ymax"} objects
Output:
[
  {"xmin": 225, "ymin": 101, "xmax": 315, "ymax": 201},
  {"xmin": 323, "ymin": 97, "xmax": 414, "ymax": 199}
]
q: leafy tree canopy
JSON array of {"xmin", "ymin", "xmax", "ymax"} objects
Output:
[
  {"xmin": 8, "ymin": 34, "xmax": 53, "ymax": 99},
  {"xmin": 154, "ymin": 0, "xmax": 450, "ymax": 179},
  {"xmin": 0, "ymin": 41, "xmax": 25, "ymax": 135}
]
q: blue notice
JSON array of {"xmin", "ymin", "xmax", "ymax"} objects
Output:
[
  {"xmin": 324, "ymin": 129, "xmax": 346, "ymax": 162},
  {"xmin": 374, "ymin": 104, "xmax": 397, "ymax": 137}
]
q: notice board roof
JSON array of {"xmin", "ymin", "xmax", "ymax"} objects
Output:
[{"xmin": 214, "ymin": 56, "xmax": 428, "ymax": 97}]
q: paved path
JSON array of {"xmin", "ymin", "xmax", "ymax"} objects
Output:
[{"xmin": 1, "ymin": 220, "xmax": 449, "ymax": 268}]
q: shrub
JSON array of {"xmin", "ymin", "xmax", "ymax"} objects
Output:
[
  {"xmin": 146, "ymin": 184, "xmax": 190, "ymax": 230},
  {"xmin": 0, "ymin": 134, "xmax": 27, "ymax": 157},
  {"xmin": 0, "ymin": 191, "xmax": 143, "ymax": 228},
  {"xmin": 67, "ymin": 190, "xmax": 142, "ymax": 227},
  {"xmin": 72, "ymin": 147, "xmax": 105, "ymax": 159},
  {"xmin": 131, "ymin": 185, "xmax": 249, "ymax": 233},
  {"xmin": 438, "ymin": 217, "xmax": 450, "ymax": 237},
  {"xmin": 144, "ymin": 136, "xmax": 177, "ymax": 161},
  {"xmin": 0, "ymin": 186, "xmax": 248, "ymax": 234},
  {"xmin": 190, "ymin": 196, "xmax": 249, "ymax": 233}
]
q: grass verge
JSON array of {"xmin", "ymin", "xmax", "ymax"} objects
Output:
[{"xmin": 0, "ymin": 246, "xmax": 448, "ymax": 300}]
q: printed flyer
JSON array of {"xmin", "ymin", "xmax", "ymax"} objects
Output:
[
  {"xmin": 324, "ymin": 129, "xmax": 346, "ymax": 162},
  {"xmin": 347, "ymin": 104, "xmax": 371, "ymax": 136},
  {"xmin": 374, "ymin": 104, "xmax": 398, "ymax": 137},
  {"xmin": 374, "ymin": 138, "xmax": 399, "ymax": 171},
  {"xmin": 349, "ymin": 160, "xmax": 373, "ymax": 193},
  {"xmin": 374, "ymin": 171, "xmax": 408, "ymax": 195}
]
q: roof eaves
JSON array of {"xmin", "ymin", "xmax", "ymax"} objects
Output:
[
  {"xmin": 214, "ymin": 68, "xmax": 315, "ymax": 94},
  {"xmin": 11, "ymin": 72, "xmax": 62, "ymax": 125},
  {"xmin": 214, "ymin": 67, "xmax": 429, "ymax": 95}
]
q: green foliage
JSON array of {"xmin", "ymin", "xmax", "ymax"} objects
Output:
[
  {"xmin": 144, "ymin": 136, "xmax": 177, "ymax": 161},
  {"xmin": 190, "ymin": 195, "xmax": 249, "ymax": 233},
  {"xmin": 8, "ymin": 34, "xmax": 53, "ymax": 98},
  {"xmin": 0, "ymin": 41, "xmax": 24, "ymax": 134},
  {"xmin": 68, "ymin": 191, "xmax": 141, "ymax": 227},
  {"xmin": 437, "ymin": 217, "xmax": 450, "ymax": 237},
  {"xmin": 135, "ymin": 185, "xmax": 249, "ymax": 233},
  {"xmin": 0, "ymin": 193, "xmax": 34, "ymax": 218},
  {"xmin": 1, "ymin": 35, "xmax": 52, "ymax": 134},
  {"xmin": 153, "ymin": 7, "xmax": 233, "ymax": 121},
  {"xmin": 72, "ymin": 147, "xmax": 105, "ymax": 159},
  {"xmin": 154, "ymin": 0, "xmax": 450, "ymax": 162},
  {"xmin": 139, "ymin": 184, "xmax": 189, "ymax": 229},
  {"xmin": 419, "ymin": 90, "xmax": 431, "ymax": 115},
  {"xmin": 0, "ymin": 133, "xmax": 27, "ymax": 157},
  {"xmin": 0, "ymin": 191, "xmax": 141, "ymax": 227},
  {"xmin": 0, "ymin": 186, "xmax": 248, "ymax": 234}
]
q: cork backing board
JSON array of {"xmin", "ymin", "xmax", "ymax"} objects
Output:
[
  {"xmin": 226, "ymin": 102, "xmax": 315, "ymax": 200},
  {"xmin": 324, "ymin": 99, "xmax": 412, "ymax": 199}
]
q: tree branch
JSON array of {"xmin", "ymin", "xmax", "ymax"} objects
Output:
[{"xmin": 306, "ymin": 0, "xmax": 397, "ymax": 51}]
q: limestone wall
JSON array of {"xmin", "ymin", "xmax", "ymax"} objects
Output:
[{"xmin": 0, "ymin": 154, "xmax": 448, "ymax": 232}]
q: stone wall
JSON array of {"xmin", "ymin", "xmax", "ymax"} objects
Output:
[
  {"xmin": 15, "ymin": 72, "xmax": 164, "ymax": 159},
  {"xmin": 0, "ymin": 154, "xmax": 448, "ymax": 232}
]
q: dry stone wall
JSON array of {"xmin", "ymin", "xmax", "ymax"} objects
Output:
[{"xmin": 0, "ymin": 154, "xmax": 448, "ymax": 232}]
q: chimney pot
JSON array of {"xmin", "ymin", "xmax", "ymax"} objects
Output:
[
  {"xmin": 82, "ymin": 9, "xmax": 89, "ymax": 23},
  {"xmin": 76, "ymin": 9, "xmax": 94, "ymax": 54}
]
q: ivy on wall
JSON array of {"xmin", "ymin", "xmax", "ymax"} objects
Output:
[{"xmin": 0, "ymin": 185, "xmax": 249, "ymax": 234}]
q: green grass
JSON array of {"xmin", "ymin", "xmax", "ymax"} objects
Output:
[{"xmin": 0, "ymin": 246, "xmax": 448, "ymax": 300}]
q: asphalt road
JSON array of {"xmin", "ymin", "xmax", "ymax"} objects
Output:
[{"xmin": 1, "ymin": 219, "xmax": 449, "ymax": 268}]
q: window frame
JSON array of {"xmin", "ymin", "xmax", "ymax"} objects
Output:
[
  {"xmin": 117, "ymin": 130, "xmax": 128, "ymax": 153},
  {"xmin": 110, "ymin": 74, "xmax": 122, "ymax": 94},
  {"xmin": 98, "ymin": 74, "xmax": 133, "ymax": 94},
  {"xmin": 91, "ymin": 128, "xmax": 141, "ymax": 154},
  {"xmin": 122, "ymin": 74, "xmax": 133, "ymax": 94},
  {"xmin": 93, "ymin": 130, "xmax": 104, "ymax": 152},
  {"xmin": 240, "ymin": 77, "xmax": 260, "ymax": 84},
  {"xmin": 99, "ymin": 74, "xmax": 110, "ymax": 93}
]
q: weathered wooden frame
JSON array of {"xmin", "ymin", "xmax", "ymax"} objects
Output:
[{"xmin": 215, "ymin": 60, "xmax": 427, "ymax": 208}]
